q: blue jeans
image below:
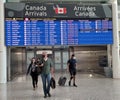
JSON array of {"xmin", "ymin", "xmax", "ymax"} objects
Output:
[{"xmin": 41, "ymin": 73, "xmax": 51, "ymax": 96}]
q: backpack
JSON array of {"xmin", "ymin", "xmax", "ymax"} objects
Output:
[
  {"xmin": 58, "ymin": 76, "xmax": 67, "ymax": 86},
  {"xmin": 50, "ymin": 77, "xmax": 56, "ymax": 89}
]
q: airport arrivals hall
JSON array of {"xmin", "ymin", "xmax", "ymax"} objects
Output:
[{"xmin": 1, "ymin": 0, "xmax": 120, "ymax": 100}]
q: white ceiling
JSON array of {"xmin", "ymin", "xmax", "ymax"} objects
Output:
[
  {"xmin": 8, "ymin": 0, "xmax": 120, "ymax": 5},
  {"xmin": 21, "ymin": 0, "xmax": 108, "ymax": 1}
]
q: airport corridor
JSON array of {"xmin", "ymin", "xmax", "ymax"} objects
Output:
[{"xmin": 0, "ymin": 73, "xmax": 120, "ymax": 100}]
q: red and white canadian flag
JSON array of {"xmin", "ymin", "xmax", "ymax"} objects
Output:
[{"xmin": 55, "ymin": 8, "xmax": 67, "ymax": 14}]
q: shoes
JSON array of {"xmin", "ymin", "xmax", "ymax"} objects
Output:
[
  {"xmin": 33, "ymin": 88, "xmax": 35, "ymax": 90},
  {"xmin": 44, "ymin": 95, "xmax": 47, "ymax": 98},
  {"xmin": 73, "ymin": 84, "xmax": 77, "ymax": 87},
  {"xmin": 69, "ymin": 81, "xmax": 71, "ymax": 86},
  {"xmin": 47, "ymin": 93, "xmax": 51, "ymax": 97},
  {"xmin": 35, "ymin": 85, "xmax": 38, "ymax": 88},
  {"xmin": 44, "ymin": 93, "xmax": 51, "ymax": 98}
]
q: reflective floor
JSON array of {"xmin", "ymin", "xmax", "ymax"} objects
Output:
[{"xmin": 0, "ymin": 73, "xmax": 120, "ymax": 100}]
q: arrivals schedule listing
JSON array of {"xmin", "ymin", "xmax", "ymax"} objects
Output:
[
  {"xmin": 5, "ymin": 20, "xmax": 24, "ymax": 46},
  {"xmin": 5, "ymin": 19, "xmax": 113, "ymax": 46},
  {"xmin": 23, "ymin": 20, "xmax": 61, "ymax": 45}
]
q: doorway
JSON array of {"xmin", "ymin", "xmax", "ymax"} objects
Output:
[{"xmin": 54, "ymin": 50, "xmax": 69, "ymax": 71}]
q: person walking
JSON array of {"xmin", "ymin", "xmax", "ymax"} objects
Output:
[
  {"xmin": 27, "ymin": 57, "xmax": 39, "ymax": 90},
  {"xmin": 40, "ymin": 52, "xmax": 54, "ymax": 98},
  {"xmin": 67, "ymin": 54, "xmax": 77, "ymax": 87}
]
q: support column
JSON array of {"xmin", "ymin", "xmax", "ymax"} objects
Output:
[
  {"xmin": 107, "ymin": 45, "xmax": 112, "ymax": 68},
  {"xmin": 110, "ymin": 0, "xmax": 120, "ymax": 78},
  {"xmin": 0, "ymin": 1, "xmax": 7, "ymax": 83},
  {"xmin": 7, "ymin": 47, "xmax": 11, "ymax": 81}
]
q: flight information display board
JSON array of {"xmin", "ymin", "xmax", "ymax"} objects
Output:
[
  {"xmin": 5, "ymin": 3, "xmax": 113, "ymax": 46},
  {"xmin": 5, "ymin": 18, "xmax": 113, "ymax": 46}
]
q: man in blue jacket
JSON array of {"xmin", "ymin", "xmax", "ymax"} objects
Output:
[{"xmin": 67, "ymin": 54, "xmax": 77, "ymax": 87}]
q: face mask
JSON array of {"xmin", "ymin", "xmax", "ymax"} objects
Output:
[
  {"xmin": 42, "ymin": 55, "xmax": 45, "ymax": 58},
  {"xmin": 73, "ymin": 57, "xmax": 76, "ymax": 59}
]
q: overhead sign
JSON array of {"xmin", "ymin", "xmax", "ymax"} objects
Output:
[
  {"xmin": 5, "ymin": 3, "xmax": 112, "ymax": 18},
  {"xmin": 4, "ymin": 3, "xmax": 113, "ymax": 46}
]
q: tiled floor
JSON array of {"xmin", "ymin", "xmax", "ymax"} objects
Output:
[{"xmin": 0, "ymin": 73, "xmax": 120, "ymax": 100}]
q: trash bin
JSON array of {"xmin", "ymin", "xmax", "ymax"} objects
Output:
[{"xmin": 104, "ymin": 67, "xmax": 112, "ymax": 78}]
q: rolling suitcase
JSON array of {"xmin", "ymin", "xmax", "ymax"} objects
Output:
[{"xmin": 58, "ymin": 76, "xmax": 67, "ymax": 86}]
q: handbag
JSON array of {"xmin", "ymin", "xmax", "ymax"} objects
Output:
[
  {"xmin": 50, "ymin": 77, "xmax": 56, "ymax": 89},
  {"xmin": 35, "ymin": 59, "xmax": 44, "ymax": 74},
  {"xmin": 35, "ymin": 66, "xmax": 43, "ymax": 74}
]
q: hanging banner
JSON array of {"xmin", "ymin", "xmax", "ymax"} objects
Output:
[{"xmin": 5, "ymin": 3, "xmax": 112, "ymax": 18}]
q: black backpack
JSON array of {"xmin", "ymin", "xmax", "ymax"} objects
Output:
[
  {"xmin": 50, "ymin": 77, "xmax": 56, "ymax": 89},
  {"xmin": 58, "ymin": 76, "xmax": 67, "ymax": 86}
]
